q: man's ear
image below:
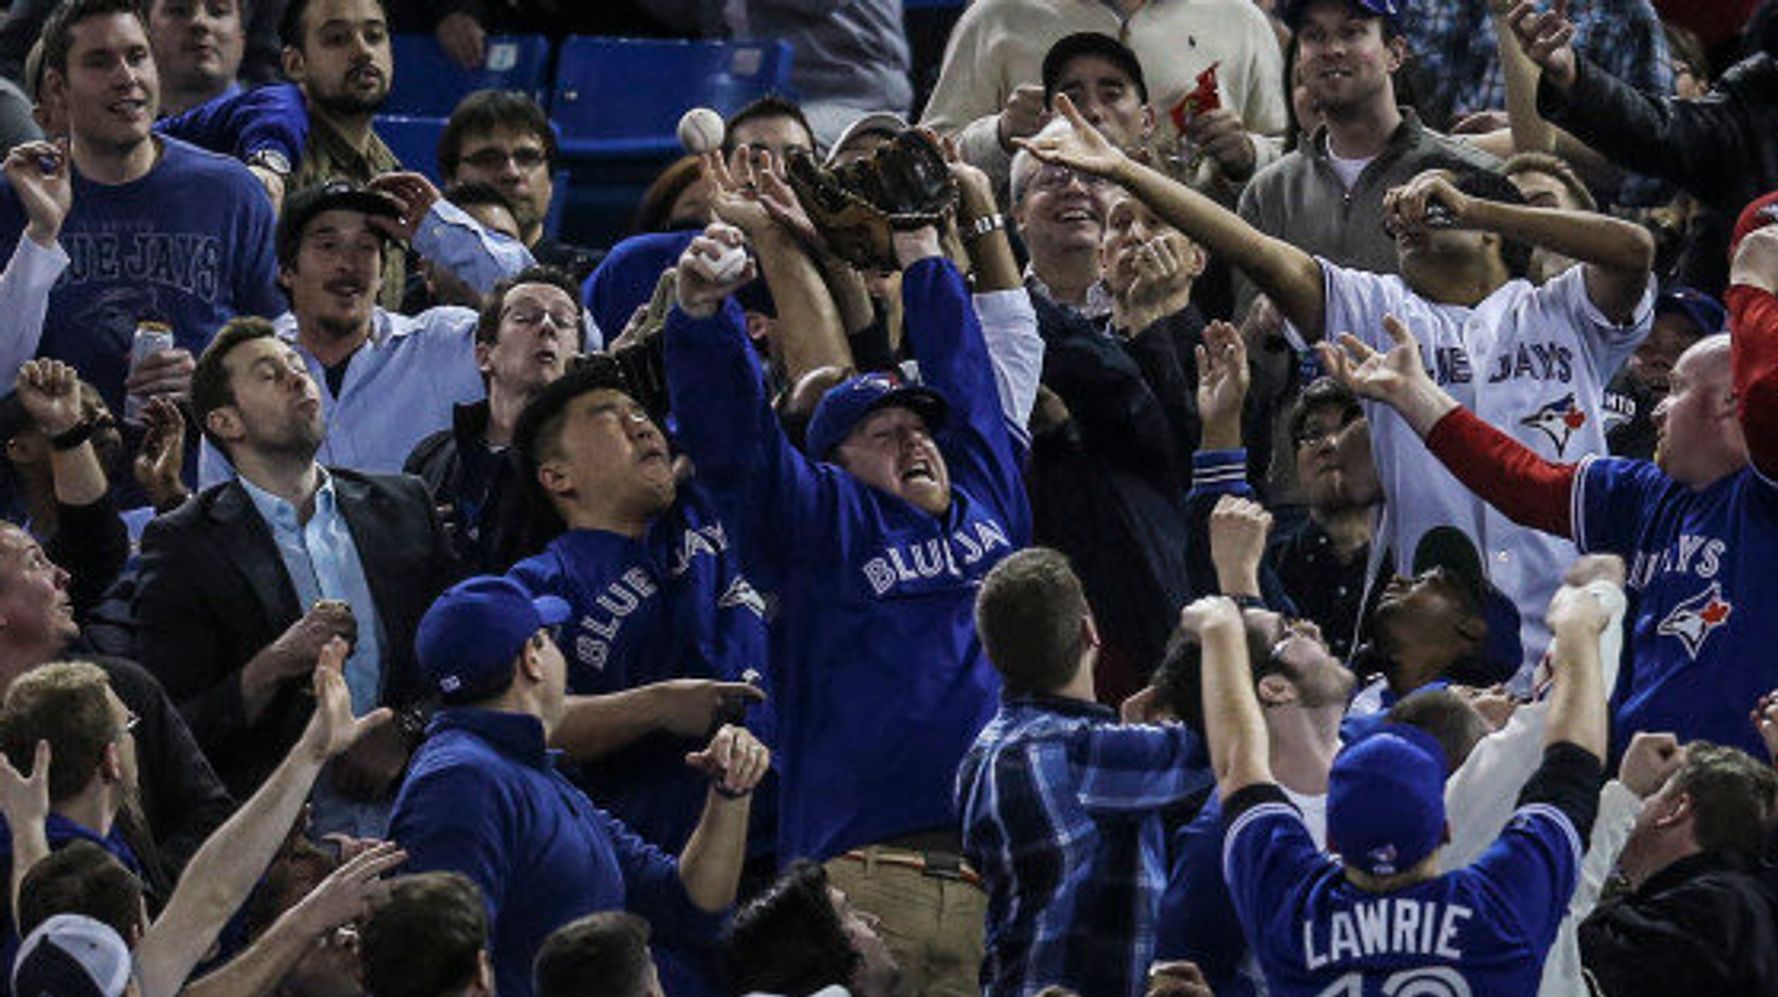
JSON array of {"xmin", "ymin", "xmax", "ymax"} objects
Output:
[
  {"xmin": 42, "ymin": 66, "xmax": 66, "ymax": 107},
  {"xmin": 1385, "ymin": 33, "xmax": 1407, "ymax": 74},
  {"xmin": 473, "ymin": 339, "xmax": 494, "ymax": 377},
  {"xmin": 101, "ymin": 741, "xmax": 122, "ymax": 782},
  {"xmin": 280, "ymin": 46, "xmax": 306, "ymax": 85},
  {"xmin": 1080, "ymin": 613, "xmax": 1102, "ymax": 651},
  {"xmin": 1655, "ymin": 789, "xmax": 1694, "ymax": 829},
  {"xmin": 205, "ymin": 406, "xmax": 243, "ymax": 445},
  {"xmin": 536, "ymin": 459, "xmax": 572, "ymax": 499},
  {"xmin": 1139, "ymin": 103, "xmax": 1156, "ymax": 140}
]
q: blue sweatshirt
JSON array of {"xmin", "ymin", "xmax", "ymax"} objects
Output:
[
  {"xmin": 0, "ymin": 136, "xmax": 282, "ymax": 413},
  {"xmin": 156, "ymin": 81, "xmax": 308, "ymax": 168},
  {"xmin": 389, "ymin": 708, "xmax": 721, "ymax": 997},
  {"xmin": 508, "ymin": 484, "xmax": 777, "ymax": 854},
  {"xmin": 664, "ymin": 257, "xmax": 1031, "ymax": 862}
]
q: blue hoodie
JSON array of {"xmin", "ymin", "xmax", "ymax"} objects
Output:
[{"xmin": 664, "ymin": 256, "xmax": 1031, "ymax": 861}]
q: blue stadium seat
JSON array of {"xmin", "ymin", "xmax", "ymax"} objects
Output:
[
  {"xmin": 374, "ymin": 114, "xmax": 449, "ymax": 182},
  {"xmin": 384, "ymin": 34, "xmax": 552, "ymax": 118},
  {"xmin": 551, "ymin": 37, "xmax": 794, "ymax": 159}
]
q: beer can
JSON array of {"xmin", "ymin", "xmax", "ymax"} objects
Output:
[{"xmin": 126, "ymin": 320, "xmax": 174, "ymax": 422}]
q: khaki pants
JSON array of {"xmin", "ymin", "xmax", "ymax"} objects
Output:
[{"xmin": 825, "ymin": 848, "xmax": 987, "ymax": 997}]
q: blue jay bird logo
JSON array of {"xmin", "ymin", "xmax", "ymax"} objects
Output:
[
  {"xmin": 1657, "ymin": 582, "xmax": 1734, "ymax": 659},
  {"xmin": 1519, "ymin": 393, "xmax": 1588, "ymax": 456}
]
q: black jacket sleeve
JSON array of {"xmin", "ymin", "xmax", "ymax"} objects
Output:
[
  {"xmin": 1538, "ymin": 55, "xmax": 1778, "ymax": 214},
  {"xmin": 48, "ymin": 494, "xmax": 129, "ymax": 619}
]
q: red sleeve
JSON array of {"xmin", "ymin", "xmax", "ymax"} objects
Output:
[
  {"xmin": 1725, "ymin": 284, "xmax": 1778, "ymax": 480},
  {"xmin": 1422, "ymin": 407, "xmax": 1580, "ymax": 537}
]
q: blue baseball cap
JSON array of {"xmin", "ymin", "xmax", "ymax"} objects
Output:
[
  {"xmin": 416, "ymin": 576, "xmax": 570, "ymax": 704},
  {"xmin": 803, "ymin": 372, "xmax": 949, "ymax": 460},
  {"xmin": 1327, "ymin": 724, "xmax": 1448, "ymax": 877},
  {"xmin": 1282, "ymin": 0, "xmax": 1400, "ymax": 29},
  {"xmin": 1655, "ymin": 286, "xmax": 1726, "ymax": 336}
]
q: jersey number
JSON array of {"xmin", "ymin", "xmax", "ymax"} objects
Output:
[{"xmin": 1313, "ymin": 966, "xmax": 1472, "ymax": 997}]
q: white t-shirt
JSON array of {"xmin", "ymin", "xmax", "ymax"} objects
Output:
[
  {"xmin": 1326, "ymin": 142, "xmax": 1375, "ymax": 190},
  {"xmin": 1288, "ymin": 261, "xmax": 1653, "ymax": 670}
]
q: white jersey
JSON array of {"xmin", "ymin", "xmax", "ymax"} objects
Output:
[{"xmin": 1289, "ymin": 261, "xmax": 1653, "ymax": 671}]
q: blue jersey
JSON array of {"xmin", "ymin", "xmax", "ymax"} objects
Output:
[
  {"xmin": 1574, "ymin": 455, "xmax": 1778, "ymax": 758},
  {"xmin": 665, "ymin": 257, "xmax": 1032, "ymax": 861},
  {"xmin": 0, "ymin": 136, "xmax": 282, "ymax": 414},
  {"xmin": 508, "ymin": 484, "xmax": 774, "ymax": 852},
  {"xmin": 1224, "ymin": 787, "xmax": 1582, "ymax": 996}
]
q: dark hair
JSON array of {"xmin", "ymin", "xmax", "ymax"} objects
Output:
[
  {"xmin": 535, "ymin": 912, "xmax": 654, "ymax": 997},
  {"xmin": 191, "ymin": 316, "xmax": 280, "ymax": 452},
  {"xmin": 245, "ymin": 838, "xmax": 337, "ymax": 939},
  {"xmin": 475, "ymin": 265, "xmax": 583, "ymax": 347},
  {"xmin": 1150, "ymin": 613, "xmax": 1283, "ymax": 733},
  {"xmin": 361, "ymin": 872, "xmax": 488, "ymax": 997},
  {"xmin": 1288, "ymin": 376, "xmax": 1362, "ymax": 447},
  {"xmin": 512, "ymin": 355, "xmax": 635, "ymax": 469},
  {"xmin": 1386, "ymin": 688, "xmax": 1491, "ymax": 774},
  {"xmin": 18, "ymin": 841, "xmax": 144, "ymax": 942},
  {"xmin": 975, "ymin": 548, "xmax": 1089, "ymax": 695},
  {"xmin": 1671, "ymin": 742, "xmax": 1778, "ymax": 860},
  {"xmin": 1440, "ymin": 161, "xmax": 1534, "ymax": 280},
  {"xmin": 279, "ymin": 0, "xmax": 384, "ymax": 50},
  {"xmin": 722, "ymin": 94, "xmax": 815, "ymax": 156},
  {"xmin": 0, "ymin": 661, "xmax": 119, "ymax": 803},
  {"xmin": 633, "ymin": 156, "xmax": 706, "ymax": 235},
  {"xmin": 1041, "ymin": 32, "xmax": 1150, "ymax": 106},
  {"xmin": 725, "ymin": 860, "xmax": 859, "ymax": 996},
  {"xmin": 438, "ymin": 89, "xmax": 557, "ymax": 178},
  {"xmin": 1500, "ymin": 152, "xmax": 1598, "ymax": 213},
  {"xmin": 42, "ymin": 0, "xmax": 146, "ymax": 76}
]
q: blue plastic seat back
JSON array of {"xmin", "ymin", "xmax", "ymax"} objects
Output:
[
  {"xmin": 373, "ymin": 114, "xmax": 448, "ymax": 182},
  {"xmin": 385, "ymin": 33, "xmax": 552, "ymax": 117},
  {"xmin": 551, "ymin": 37, "xmax": 794, "ymax": 158}
]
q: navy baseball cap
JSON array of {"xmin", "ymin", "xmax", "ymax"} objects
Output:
[
  {"xmin": 1655, "ymin": 287, "xmax": 1726, "ymax": 336},
  {"xmin": 803, "ymin": 372, "xmax": 949, "ymax": 460},
  {"xmin": 416, "ymin": 576, "xmax": 569, "ymax": 704},
  {"xmin": 1328, "ymin": 724, "xmax": 1449, "ymax": 877},
  {"xmin": 12, "ymin": 915, "xmax": 133, "ymax": 997},
  {"xmin": 276, "ymin": 179, "xmax": 403, "ymax": 267},
  {"xmin": 1282, "ymin": 0, "xmax": 1401, "ymax": 29},
  {"xmin": 1042, "ymin": 33, "xmax": 1150, "ymax": 106}
]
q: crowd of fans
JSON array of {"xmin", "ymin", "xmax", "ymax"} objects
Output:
[{"xmin": 0, "ymin": 0, "xmax": 1769, "ymax": 994}]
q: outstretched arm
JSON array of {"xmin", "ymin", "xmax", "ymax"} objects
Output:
[
  {"xmin": 1320, "ymin": 315, "xmax": 1579, "ymax": 537},
  {"xmin": 1019, "ymin": 94, "xmax": 1326, "ymax": 339},
  {"xmin": 1383, "ymin": 169, "xmax": 1653, "ymax": 322},
  {"xmin": 1191, "ymin": 590, "xmax": 1271, "ymax": 799},
  {"xmin": 1725, "ymin": 226, "xmax": 1778, "ymax": 481},
  {"xmin": 1541, "ymin": 574, "xmax": 1613, "ymax": 760},
  {"xmin": 676, "ymin": 725, "xmax": 770, "ymax": 910},
  {"xmin": 135, "ymin": 639, "xmax": 391, "ymax": 997}
]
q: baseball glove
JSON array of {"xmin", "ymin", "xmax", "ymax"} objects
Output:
[{"xmin": 785, "ymin": 129, "xmax": 958, "ymax": 271}]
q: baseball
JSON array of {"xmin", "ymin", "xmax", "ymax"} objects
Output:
[
  {"xmin": 678, "ymin": 107, "xmax": 726, "ymax": 155},
  {"xmin": 709, "ymin": 245, "xmax": 749, "ymax": 283}
]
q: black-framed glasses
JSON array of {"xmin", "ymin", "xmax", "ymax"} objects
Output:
[
  {"xmin": 1294, "ymin": 410, "xmax": 1360, "ymax": 449},
  {"xmin": 460, "ymin": 146, "xmax": 548, "ymax": 171}
]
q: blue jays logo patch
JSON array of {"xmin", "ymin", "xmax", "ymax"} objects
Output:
[
  {"xmin": 1657, "ymin": 581, "xmax": 1733, "ymax": 660},
  {"xmin": 1519, "ymin": 393, "xmax": 1588, "ymax": 456}
]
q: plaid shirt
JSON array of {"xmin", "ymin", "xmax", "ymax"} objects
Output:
[
  {"xmin": 1403, "ymin": 0, "xmax": 1672, "ymax": 124},
  {"xmin": 957, "ymin": 695, "xmax": 1211, "ymax": 997}
]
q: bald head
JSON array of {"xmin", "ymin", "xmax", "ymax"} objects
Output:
[{"xmin": 1654, "ymin": 333, "xmax": 1746, "ymax": 488}]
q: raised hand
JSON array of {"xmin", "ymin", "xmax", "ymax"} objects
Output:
[
  {"xmin": 1316, "ymin": 314, "xmax": 1430, "ymax": 406},
  {"xmin": 705, "ymin": 148, "xmax": 775, "ymax": 237},
  {"xmin": 134, "ymin": 396, "xmax": 189, "ymax": 509},
  {"xmin": 4, "ymin": 140, "xmax": 70, "ymax": 247},
  {"xmin": 1505, "ymin": 0, "xmax": 1578, "ymax": 89},
  {"xmin": 269, "ymin": 601, "xmax": 358, "ymax": 682},
  {"xmin": 295, "ymin": 636, "xmax": 389, "ymax": 763},
  {"xmin": 288, "ymin": 840, "xmax": 407, "ymax": 936},
  {"xmin": 1016, "ymin": 93, "xmax": 1132, "ymax": 182},
  {"xmin": 124, "ymin": 348, "xmax": 196, "ymax": 405},
  {"xmin": 651, "ymin": 678, "xmax": 768, "ymax": 739},
  {"xmin": 1195, "ymin": 320, "xmax": 1250, "ymax": 432},
  {"xmin": 1618, "ymin": 731, "xmax": 1682, "ymax": 798},
  {"xmin": 16, "ymin": 358, "xmax": 85, "ymax": 436},
  {"xmin": 685, "ymin": 723, "xmax": 771, "ymax": 798},
  {"xmin": 0, "ymin": 740, "xmax": 50, "ymax": 839},
  {"xmin": 1545, "ymin": 581, "xmax": 1612, "ymax": 638},
  {"xmin": 997, "ymin": 83, "xmax": 1050, "ymax": 152},
  {"xmin": 674, "ymin": 223, "xmax": 757, "ymax": 319},
  {"xmin": 1184, "ymin": 107, "xmax": 1256, "ymax": 181},
  {"xmin": 1382, "ymin": 169, "xmax": 1474, "ymax": 234},
  {"xmin": 1753, "ymin": 691, "xmax": 1778, "ymax": 764},
  {"xmin": 434, "ymin": 11, "xmax": 486, "ymax": 70},
  {"xmin": 365, "ymin": 173, "xmax": 442, "ymax": 242},
  {"xmin": 1177, "ymin": 593, "xmax": 1242, "ymax": 640},
  {"xmin": 1209, "ymin": 495, "xmax": 1272, "ymax": 593}
]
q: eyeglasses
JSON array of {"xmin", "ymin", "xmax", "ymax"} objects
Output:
[
  {"xmin": 502, "ymin": 305, "xmax": 578, "ymax": 331},
  {"xmin": 116, "ymin": 711, "xmax": 139, "ymax": 741},
  {"xmin": 1029, "ymin": 164, "xmax": 1109, "ymax": 194},
  {"xmin": 459, "ymin": 146, "xmax": 548, "ymax": 171}
]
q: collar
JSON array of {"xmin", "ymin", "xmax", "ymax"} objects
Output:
[
  {"xmin": 239, "ymin": 465, "xmax": 335, "ymax": 531},
  {"xmin": 306, "ymin": 109, "xmax": 399, "ymax": 176},
  {"xmin": 1003, "ymin": 692, "xmax": 1116, "ymax": 720},
  {"xmin": 1024, "ymin": 264, "xmax": 1116, "ymax": 321},
  {"xmin": 1307, "ymin": 108, "xmax": 1425, "ymax": 164},
  {"xmin": 1635, "ymin": 850, "xmax": 1748, "ymax": 898},
  {"xmin": 428, "ymin": 706, "xmax": 555, "ymax": 769},
  {"xmin": 451, "ymin": 399, "xmax": 492, "ymax": 443}
]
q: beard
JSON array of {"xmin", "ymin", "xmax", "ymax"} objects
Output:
[{"xmin": 312, "ymin": 82, "xmax": 387, "ymax": 118}]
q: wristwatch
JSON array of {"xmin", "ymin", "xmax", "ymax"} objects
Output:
[
  {"xmin": 962, "ymin": 213, "xmax": 1007, "ymax": 242},
  {"xmin": 246, "ymin": 149, "xmax": 292, "ymax": 177}
]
